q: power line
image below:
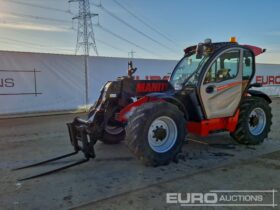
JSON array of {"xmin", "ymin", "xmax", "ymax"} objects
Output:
[
  {"xmin": 95, "ymin": 23, "xmax": 162, "ymax": 58},
  {"xmin": 128, "ymin": 50, "xmax": 136, "ymax": 59},
  {"xmin": 112, "ymin": 0, "xmax": 174, "ymax": 43},
  {"xmin": 93, "ymin": 2, "xmax": 177, "ymax": 53},
  {"xmin": 0, "ymin": 33, "xmax": 128, "ymax": 55},
  {"xmin": 0, "ymin": 43, "xmax": 73, "ymax": 54},
  {"xmin": 0, "ymin": 18, "xmax": 72, "ymax": 31},
  {"xmin": 69, "ymin": 27, "xmax": 130, "ymax": 53},
  {"xmin": 5, "ymin": 12, "xmax": 71, "ymax": 24},
  {"xmin": 0, "ymin": 37, "xmax": 70, "ymax": 50},
  {"xmin": 96, "ymin": 38, "xmax": 127, "ymax": 53},
  {"xmin": 0, "ymin": 37, "xmax": 74, "ymax": 52},
  {"xmin": 0, "ymin": 37, "xmax": 73, "ymax": 50},
  {"xmin": 0, "ymin": 29, "xmax": 151, "ymax": 56},
  {"xmin": 3, "ymin": 0, "xmax": 72, "ymax": 14}
]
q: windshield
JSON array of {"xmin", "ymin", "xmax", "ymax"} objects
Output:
[{"xmin": 170, "ymin": 53, "xmax": 208, "ymax": 90}]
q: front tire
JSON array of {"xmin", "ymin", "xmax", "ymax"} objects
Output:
[
  {"xmin": 230, "ymin": 97, "xmax": 272, "ymax": 145},
  {"xmin": 125, "ymin": 102, "xmax": 186, "ymax": 166}
]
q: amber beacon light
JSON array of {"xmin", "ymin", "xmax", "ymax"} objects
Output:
[{"xmin": 230, "ymin": 37, "xmax": 237, "ymax": 43}]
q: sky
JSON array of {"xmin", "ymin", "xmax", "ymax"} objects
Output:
[{"xmin": 0, "ymin": 0, "xmax": 279, "ymax": 64}]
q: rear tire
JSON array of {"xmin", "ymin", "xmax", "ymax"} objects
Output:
[
  {"xmin": 125, "ymin": 102, "xmax": 186, "ymax": 166},
  {"xmin": 101, "ymin": 127, "xmax": 125, "ymax": 144},
  {"xmin": 88, "ymin": 104, "xmax": 125, "ymax": 145},
  {"xmin": 230, "ymin": 97, "xmax": 272, "ymax": 145}
]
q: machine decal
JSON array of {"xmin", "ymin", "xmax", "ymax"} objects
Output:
[
  {"xmin": 217, "ymin": 81, "xmax": 242, "ymax": 92},
  {"xmin": 136, "ymin": 82, "xmax": 169, "ymax": 93}
]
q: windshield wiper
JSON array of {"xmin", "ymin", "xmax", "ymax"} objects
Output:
[{"xmin": 182, "ymin": 57, "xmax": 207, "ymax": 87}]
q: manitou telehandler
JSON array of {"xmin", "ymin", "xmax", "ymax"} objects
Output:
[{"xmin": 16, "ymin": 38, "xmax": 272, "ymax": 180}]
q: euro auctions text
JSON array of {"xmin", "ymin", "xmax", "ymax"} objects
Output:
[{"xmin": 166, "ymin": 190, "xmax": 277, "ymax": 207}]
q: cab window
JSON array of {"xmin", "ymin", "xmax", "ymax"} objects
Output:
[{"xmin": 204, "ymin": 50, "xmax": 240, "ymax": 84}]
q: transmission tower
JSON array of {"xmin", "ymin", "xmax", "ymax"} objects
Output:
[
  {"xmin": 69, "ymin": 0, "xmax": 98, "ymax": 109},
  {"xmin": 69, "ymin": 0, "xmax": 98, "ymax": 56},
  {"xmin": 128, "ymin": 50, "xmax": 136, "ymax": 59}
]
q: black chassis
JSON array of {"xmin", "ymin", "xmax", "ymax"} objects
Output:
[{"xmin": 67, "ymin": 76, "xmax": 170, "ymax": 159}]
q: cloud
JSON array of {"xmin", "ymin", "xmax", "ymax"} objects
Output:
[
  {"xmin": 0, "ymin": 13, "xmax": 70, "ymax": 32},
  {"xmin": 0, "ymin": 21, "xmax": 69, "ymax": 32}
]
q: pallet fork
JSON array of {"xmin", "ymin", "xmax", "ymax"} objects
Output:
[{"xmin": 13, "ymin": 118, "xmax": 97, "ymax": 181}]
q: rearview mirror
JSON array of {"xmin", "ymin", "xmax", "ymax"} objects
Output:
[
  {"xmin": 249, "ymin": 83, "xmax": 262, "ymax": 88},
  {"xmin": 245, "ymin": 58, "xmax": 251, "ymax": 67},
  {"xmin": 196, "ymin": 43, "xmax": 203, "ymax": 59}
]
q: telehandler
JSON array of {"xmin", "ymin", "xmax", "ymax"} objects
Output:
[{"xmin": 16, "ymin": 38, "xmax": 272, "ymax": 180}]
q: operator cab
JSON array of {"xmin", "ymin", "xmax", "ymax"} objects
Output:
[{"xmin": 169, "ymin": 38, "xmax": 264, "ymax": 122}]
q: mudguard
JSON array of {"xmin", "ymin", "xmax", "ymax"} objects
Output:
[
  {"xmin": 147, "ymin": 92, "xmax": 189, "ymax": 119},
  {"xmin": 247, "ymin": 89, "xmax": 272, "ymax": 104},
  {"xmin": 117, "ymin": 91, "xmax": 189, "ymax": 122}
]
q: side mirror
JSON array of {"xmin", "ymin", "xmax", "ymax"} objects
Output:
[
  {"xmin": 249, "ymin": 83, "xmax": 262, "ymax": 88},
  {"xmin": 196, "ymin": 43, "xmax": 203, "ymax": 59},
  {"xmin": 245, "ymin": 58, "xmax": 251, "ymax": 67}
]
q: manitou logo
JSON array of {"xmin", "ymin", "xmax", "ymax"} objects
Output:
[
  {"xmin": 136, "ymin": 82, "xmax": 168, "ymax": 93},
  {"xmin": 256, "ymin": 75, "xmax": 280, "ymax": 85}
]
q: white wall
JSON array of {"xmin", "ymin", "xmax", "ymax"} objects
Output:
[
  {"xmin": 0, "ymin": 51, "xmax": 85, "ymax": 115},
  {"xmin": 0, "ymin": 51, "xmax": 279, "ymax": 115},
  {"xmin": 252, "ymin": 64, "xmax": 280, "ymax": 96},
  {"xmin": 87, "ymin": 56, "xmax": 176, "ymax": 104}
]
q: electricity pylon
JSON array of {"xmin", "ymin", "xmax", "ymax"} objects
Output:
[
  {"xmin": 69, "ymin": 0, "xmax": 99, "ymax": 109},
  {"xmin": 69, "ymin": 0, "xmax": 98, "ymax": 56}
]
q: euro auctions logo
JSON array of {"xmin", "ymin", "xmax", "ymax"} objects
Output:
[
  {"xmin": 167, "ymin": 192, "xmax": 218, "ymax": 205},
  {"xmin": 256, "ymin": 75, "xmax": 280, "ymax": 85},
  {"xmin": 166, "ymin": 190, "xmax": 278, "ymax": 207}
]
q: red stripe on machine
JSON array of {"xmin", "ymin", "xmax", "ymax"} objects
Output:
[{"xmin": 217, "ymin": 81, "xmax": 242, "ymax": 92}]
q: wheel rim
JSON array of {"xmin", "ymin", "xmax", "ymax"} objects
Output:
[
  {"xmin": 105, "ymin": 125, "xmax": 124, "ymax": 135},
  {"xmin": 148, "ymin": 116, "xmax": 178, "ymax": 153},
  {"xmin": 248, "ymin": 107, "xmax": 266, "ymax": 136}
]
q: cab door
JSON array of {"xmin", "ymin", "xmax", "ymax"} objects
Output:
[{"xmin": 199, "ymin": 48, "xmax": 243, "ymax": 119}]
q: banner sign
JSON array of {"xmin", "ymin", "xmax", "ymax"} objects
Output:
[
  {"xmin": 252, "ymin": 64, "xmax": 280, "ymax": 96},
  {"xmin": 0, "ymin": 69, "xmax": 41, "ymax": 96}
]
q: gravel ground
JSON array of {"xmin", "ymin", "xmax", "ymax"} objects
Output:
[{"xmin": 0, "ymin": 98, "xmax": 279, "ymax": 210}]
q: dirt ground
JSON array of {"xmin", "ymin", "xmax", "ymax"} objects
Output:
[{"xmin": 0, "ymin": 98, "xmax": 279, "ymax": 210}]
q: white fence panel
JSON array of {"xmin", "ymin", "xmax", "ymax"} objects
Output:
[
  {"xmin": 0, "ymin": 51, "xmax": 85, "ymax": 115},
  {"xmin": 0, "ymin": 51, "xmax": 279, "ymax": 116},
  {"xmin": 252, "ymin": 64, "xmax": 280, "ymax": 96},
  {"xmin": 87, "ymin": 56, "xmax": 176, "ymax": 104}
]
